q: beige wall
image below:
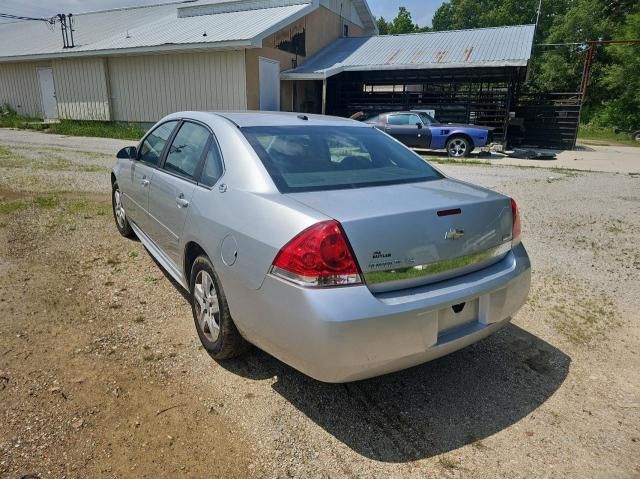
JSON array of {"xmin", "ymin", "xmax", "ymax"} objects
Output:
[
  {"xmin": 0, "ymin": 61, "xmax": 46, "ymax": 117},
  {"xmin": 52, "ymin": 58, "xmax": 111, "ymax": 121},
  {"xmin": 245, "ymin": 5, "xmax": 365, "ymax": 111},
  {"xmin": 108, "ymin": 50, "xmax": 247, "ymax": 122}
]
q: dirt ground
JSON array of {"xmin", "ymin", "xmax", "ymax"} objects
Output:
[{"xmin": 0, "ymin": 129, "xmax": 639, "ymax": 479}]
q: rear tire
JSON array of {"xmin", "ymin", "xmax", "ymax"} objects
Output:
[
  {"xmin": 446, "ymin": 136, "xmax": 472, "ymax": 158},
  {"xmin": 190, "ymin": 256, "xmax": 250, "ymax": 359},
  {"xmin": 633, "ymin": 130, "xmax": 640, "ymax": 142},
  {"xmin": 112, "ymin": 181, "xmax": 134, "ymax": 238}
]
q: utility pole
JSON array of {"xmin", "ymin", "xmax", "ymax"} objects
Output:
[
  {"xmin": 0, "ymin": 11, "xmax": 75, "ymax": 48},
  {"xmin": 579, "ymin": 39, "xmax": 640, "ymax": 98}
]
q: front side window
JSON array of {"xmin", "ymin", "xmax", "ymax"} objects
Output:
[
  {"xmin": 163, "ymin": 122, "xmax": 211, "ymax": 180},
  {"xmin": 387, "ymin": 114, "xmax": 410, "ymax": 126},
  {"xmin": 417, "ymin": 112, "xmax": 436, "ymax": 125},
  {"xmin": 139, "ymin": 121, "xmax": 178, "ymax": 166},
  {"xmin": 242, "ymin": 125, "xmax": 442, "ymax": 192},
  {"xmin": 408, "ymin": 114, "xmax": 422, "ymax": 126}
]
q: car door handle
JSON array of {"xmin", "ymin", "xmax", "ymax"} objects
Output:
[
  {"xmin": 176, "ymin": 195, "xmax": 190, "ymax": 208},
  {"xmin": 140, "ymin": 179, "xmax": 150, "ymax": 187}
]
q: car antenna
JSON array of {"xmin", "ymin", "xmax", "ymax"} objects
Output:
[{"xmin": 297, "ymin": 114, "xmax": 309, "ymax": 121}]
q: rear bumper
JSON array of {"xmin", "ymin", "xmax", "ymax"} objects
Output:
[{"xmin": 234, "ymin": 244, "xmax": 531, "ymax": 383}]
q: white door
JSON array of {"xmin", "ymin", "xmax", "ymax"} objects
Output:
[
  {"xmin": 37, "ymin": 67, "xmax": 58, "ymax": 120},
  {"xmin": 259, "ymin": 57, "xmax": 280, "ymax": 111}
]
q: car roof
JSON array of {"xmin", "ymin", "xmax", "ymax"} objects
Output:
[
  {"xmin": 202, "ymin": 111, "xmax": 365, "ymax": 128},
  {"xmin": 387, "ymin": 111, "xmax": 425, "ymax": 115}
]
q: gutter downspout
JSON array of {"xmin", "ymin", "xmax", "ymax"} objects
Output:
[{"xmin": 321, "ymin": 78, "xmax": 327, "ymax": 115}]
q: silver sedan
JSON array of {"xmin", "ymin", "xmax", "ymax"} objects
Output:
[{"xmin": 111, "ymin": 111, "xmax": 531, "ymax": 383}]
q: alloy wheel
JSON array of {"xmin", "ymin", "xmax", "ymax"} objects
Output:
[
  {"xmin": 193, "ymin": 270, "xmax": 221, "ymax": 342},
  {"xmin": 448, "ymin": 138, "xmax": 468, "ymax": 157},
  {"xmin": 114, "ymin": 189, "xmax": 126, "ymax": 228}
]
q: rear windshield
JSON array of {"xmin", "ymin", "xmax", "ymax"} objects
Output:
[{"xmin": 241, "ymin": 125, "xmax": 442, "ymax": 193}]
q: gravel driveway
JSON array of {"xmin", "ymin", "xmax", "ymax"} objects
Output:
[{"xmin": 1, "ymin": 129, "xmax": 638, "ymax": 478}]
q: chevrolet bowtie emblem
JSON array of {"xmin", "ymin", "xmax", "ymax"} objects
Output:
[{"xmin": 445, "ymin": 228, "xmax": 465, "ymax": 240}]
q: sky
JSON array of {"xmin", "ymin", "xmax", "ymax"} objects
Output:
[{"xmin": 0, "ymin": 0, "xmax": 444, "ymax": 27}]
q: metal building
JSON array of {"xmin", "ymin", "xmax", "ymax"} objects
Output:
[
  {"xmin": 0, "ymin": 2, "xmax": 580, "ymax": 148},
  {"xmin": 0, "ymin": 0, "xmax": 377, "ymax": 122},
  {"xmin": 282, "ymin": 24, "xmax": 580, "ymax": 148}
]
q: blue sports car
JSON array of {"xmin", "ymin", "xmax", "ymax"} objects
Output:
[{"xmin": 363, "ymin": 111, "xmax": 494, "ymax": 157}]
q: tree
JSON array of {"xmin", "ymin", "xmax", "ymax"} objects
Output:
[
  {"xmin": 376, "ymin": 16, "xmax": 389, "ymax": 35},
  {"xmin": 430, "ymin": 0, "xmax": 639, "ymax": 128},
  {"xmin": 591, "ymin": 8, "xmax": 640, "ymax": 129},
  {"xmin": 377, "ymin": 6, "xmax": 431, "ymax": 35},
  {"xmin": 432, "ymin": 0, "xmax": 566, "ymax": 38},
  {"xmin": 389, "ymin": 6, "xmax": 419, "ymax": 34}
]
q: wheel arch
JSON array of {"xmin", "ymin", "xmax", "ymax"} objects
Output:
[
  {"xmin": 184, "ymin": 241, "xmax": 208, "ymax": 285},
  {"xmin": 447, "ymin": 132, "xmax": 475, "ymax": 149}
]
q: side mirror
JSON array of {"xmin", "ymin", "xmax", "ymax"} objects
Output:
[
  {"xmin": 416, "ymin": 122, "xmax": 423, "ymax": 129},
  {"xmin": 117, "ymin": 146, "xmax": 137, "ymax": 160}
]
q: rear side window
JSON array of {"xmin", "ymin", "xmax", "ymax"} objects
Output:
[
  {"xmin": 241, "ymin": 125, "xmax": 442, "ymax": 192},
  {"xmin": 139, "ymin": 121, "xmax": 177, "ymax": 166},
  {"xmin": 200, "ymin": 141, "xmax": 224, "ymax": 187},
  {"xmin": 163, "ymin": 122, "xmax": 211, "ymax": 180}
]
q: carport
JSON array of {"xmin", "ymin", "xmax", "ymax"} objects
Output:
[{"xmin": 282, "ymin": 25, "xmax": 581, "ymax": 148}]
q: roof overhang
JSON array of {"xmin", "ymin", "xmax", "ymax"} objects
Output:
[
  {"xmin": 351, "ymin": 0, "xmax": 378, "ymax": 35},
  {"xmin": 281, "ymin": 60, "xmax": 529, "ymax": 80},
  {"xmin": 251, "ymin": 0, "xmax": 317, "ymax": 46},
  {"xmin": 0, "ymin": 40, "xmax": 254, "ymax": 63}
]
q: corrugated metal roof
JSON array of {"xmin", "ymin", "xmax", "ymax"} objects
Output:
[
  {"xmin": 0, "ymin": 0, "xmax": 313, "ymax": 61},
  {"xmin": 282, "ymin": 24, "xmax": 536, "ymax": 79}
]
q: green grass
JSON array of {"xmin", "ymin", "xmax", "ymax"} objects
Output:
[
  {"xmin": 0, "ymin": 194, "xmax": 59, "ymax": 214},
  {"xmin": 46, "ymin": 120, "xmax": 145, "ymax": 141},
  {"xmin": 0, "ymin": 146, "xmax": 108, "ymax": 173},
  {"xmin": 0, "ymin": 110, "xmax": 41, "ymax": 129},
  {"xmin": 578, "ymin": 125, "xmax": 639, "ymax": 147},
  {"xmin": 0, "ymin": 190, "xmax": 110, "ymax": 219},
  {"xmin": 34, "ymin": 195, "xmax": 60, "ymax": 208},
  {"xmin": 0, "ymin": 199, "xmax": 29, "ymax": 214},
  {"xmin": 1, "ymin": 105, "xmax": 144, "ymax": 141}
]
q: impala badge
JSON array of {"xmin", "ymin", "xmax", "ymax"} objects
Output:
[{"xmin": 445, "ymin": 228, "xmax": 465, "ymax": 240}]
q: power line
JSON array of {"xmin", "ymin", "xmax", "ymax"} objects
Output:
[
  {"xmin": 0, "ymin": 11, "xmax": 75, "ymax": 47},
  {"xmin": 0, "ymin": 13, "xmax": 56, "ymax": 24}
]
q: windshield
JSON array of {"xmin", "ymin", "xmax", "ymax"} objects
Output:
[{"xmin": 241, "ymin": 125, "xmax": 442, "ymax": 193}]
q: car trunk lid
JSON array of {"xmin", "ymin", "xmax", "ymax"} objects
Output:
[{"xmin": 287, "ymin": 179, "xmax": 513, "ymax": 293}]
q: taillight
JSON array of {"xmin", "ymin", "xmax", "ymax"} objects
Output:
[
  {"xmin": 271, "ymin": 220, "xmax": 362, "ymax": 287},
  {"xmin": 510, "ymin": 198, "xmax": 522, "ymax": 247}
]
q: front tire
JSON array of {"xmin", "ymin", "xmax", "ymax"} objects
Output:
[
  {"xmin": 446, "ymin": 136, "xmax": 472, "ymax": 158},
  {"xmin": 112, "ymin": 181, "xmax": 134, "ymax": 238},
  {"xmin": 190, "ymin": 256, "xmax": 249, "ymax": 359}
]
